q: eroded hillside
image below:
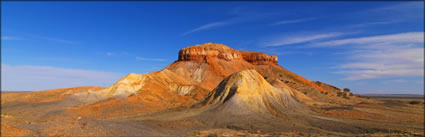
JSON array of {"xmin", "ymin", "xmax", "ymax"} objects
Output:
[{"xmin": 1, "ymin": 43, "xmax": 423, "ymax": 136}]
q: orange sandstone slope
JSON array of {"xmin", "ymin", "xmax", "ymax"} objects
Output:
[
  {"xmin": 73, "ymin": 43, "xmax": 356, "ymax": 118},
  {"xmin": 168, "ymin": 43, "xmax": 330, "ymax": 96},
  {"xmin": 199, "ymin": 69, "xmax": 312, "ymax": 116}
]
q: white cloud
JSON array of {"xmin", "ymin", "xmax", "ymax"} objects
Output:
[
  {"xmin": 105, "ymin": 52, "xmax": 129, "ymax": 57},
  {"xmin": 388, "ymin": 79, "xmax": 408, "ymax": 83},
  {"xmin": 351, "ymin": 21, "xmax": 397, "ymax": 28},
  {"xmin": 182, "ymin": 5, "xmax": 281, "ymax": 36},
  {"xmin": 271, "ymin": 18, "xmax": 315, "ymax": 26},
  {"xmin": 262, "ymin": 32, "xmax": 345, "ymax": 47},
  {"xmin": 323, "ymin": 32, "xmax": 425, "ymax": 80},
  {"xmin": 312, "ymin": 32, "xmax": 424, "ymax": 47},
  {"xmin": 136, "ymin": 57, "xmax": 167, "ymax": 62},
  {"xmin": 182, "ymin": 20, "xmax": 236, "ymax": 36},
  {"xmin": 182, "ymin": 6, "xmax": 269, "ymax": 36},
  {"xmin": 336, "ymin": 68, "xmax": 423, "ymax": 80},
  {"xmin": 1, "ymin": 64, "xmax": 122, "ymax": 91},
  {"xmin": 3, "ymin": 34, "xmax": 77, "ymax": 44}
]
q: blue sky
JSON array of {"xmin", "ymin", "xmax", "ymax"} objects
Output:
[{"xmin": 1, "ymin": 2, "xmax": 424, "ymax": 94}]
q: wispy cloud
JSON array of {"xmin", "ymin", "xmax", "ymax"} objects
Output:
[
  {"xmin": 1, "ymin": 64, "xmax": 122, "ymax": 91},
  {"xmin": 182, "ymin": 6, "xmax": 273, "ymax": 36},
  {"xmin": 322, "ymin": 32, "xmax": 425, "ymax": 80},
  {"xmin": 181, "ymin": 13, "xmax": 264, "ymax": 36},
  {"xmin": 350, "ymin": 21, "xmax": 398, "ymax": 28},
  {"xmin": 182, "ymin": 20, "xmax": 237, "ymax": 36},
  {"xmin": 312, "ymin": 32, "xmax": 424, "ymax": 47},
  {"xmin": 359, "ymin": 2, "xmax": 424, "ymax": 23},
  {"xmin": 261, "ymin": 32, "xmax": 346, "ymax": 47},
  {"xmin": 370, "ymin": 2, "xmax": 423, "ymax": 14},
  {"xmin": 105, "ymin": 52, "xmax": 128, "ymax": 57},
  {"xmin": 336, "ymin": 63, "xmax": 423, "ymax": 80},
  {"xmin": 136, "ymin": 57, "xmax": 167, "ymax": 62},
  {"xmin": 386, "ymin": 79, "xmax": 408, "ymax": 83},
  {"xmin": 2, "ymin": 34, "xmax": 77, "ymax": 44},
  {"xmin": 270, "ymin": 18, "xmax": 316, "ymax": 26},
  {"xmin": 1, "ymin": 36, "xmax": 21, "ymax": 40}
]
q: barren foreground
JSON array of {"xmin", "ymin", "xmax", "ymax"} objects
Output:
[{"xmin": 1, "ymin": 87, "xmax": 424, "ymax": 136}]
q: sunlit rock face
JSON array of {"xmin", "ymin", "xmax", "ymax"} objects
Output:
[
  {"xmin": 199, "ymin": 69, "xmax": 308, "ymax": 116},
  {"xmin": 178, "ymin": 42, "xmax": 278, "ymax": 65},
  {"xmin": 314, "ymin": 81, "xmax": 342, "ymax": 93},
  {"xmin": 178, "ymin": 43, "xmax": 242, "ymax": 61},
  {"xmin": 240, "ymin": 51, "xmax": 278, "ymax": 65}
]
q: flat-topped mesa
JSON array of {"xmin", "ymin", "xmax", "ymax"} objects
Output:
[
  {"xmin": 178, "ymin": 42, "xmax": 278, "ymax": 64},
  {"xmin": 178, "ymin": 43, "xmax": 241, "ymax": 61}
]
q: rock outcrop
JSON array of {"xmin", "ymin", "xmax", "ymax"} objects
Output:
[
  {"xmin": 178, "ymin": 43, "xmax": 242, "ymax": 62},
  {"xmin": 178, "ymin": 43, "xmax": 277, "ymax": 65},
  {"xmin": 240, "ymin": 51, "xmax": 278, "ymax": 65},
  {"xmin": 200, "ymin": 69, "xmax": 306, "ymax": 116},
  {"xmin": 314, "ymin": 81, "xmax": 342, "ymax": 93}
]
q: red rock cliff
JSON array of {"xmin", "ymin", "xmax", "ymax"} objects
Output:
[
  {"xmin": 178, "ymin": 43, "xmax": 278, "ymax": 64},
  {"xmin": 240, "ymin": 51, "xmax": 278, "ymax": 65}
]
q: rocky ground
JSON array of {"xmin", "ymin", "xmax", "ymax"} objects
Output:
[{"xmin": 2, "ymin": 84, "xmax": 423, "ymax": 136}]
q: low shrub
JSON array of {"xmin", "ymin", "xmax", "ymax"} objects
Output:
[
  {"xmin": 343, "ymin": 88, "xmax": 351, "ymax": 92},
  {"xmin": 336, "ymin": 92, "xmax": 343, "ymax": 97},
  {"xmin": 409, "ymin": 101, "xmax": 420, "ymax": 104}
]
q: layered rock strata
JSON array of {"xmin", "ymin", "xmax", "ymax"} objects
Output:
[{"xmin": 178, "ymin": 43, "xmax": 277, "ymax": 65}]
